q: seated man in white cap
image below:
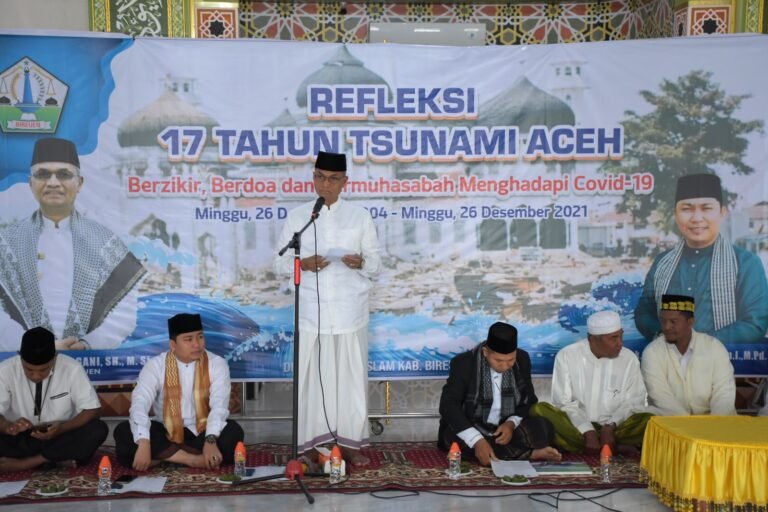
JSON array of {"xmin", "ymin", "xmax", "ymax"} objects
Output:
[
  {"xmin": 438, "ymin": 322, "xmax": 561, "ymax": 466},
  {"xmin": 641, "ymin": 295, "xmax": 736, "ymax": 416},
  {"xmin": 531, "ymin": 311, "xmax": 651, "ymax": 455},
  {"xmin": 0, "ymin": 327, "xmax": 108, "ymax": 472},
  {"xmin": 113, "ymin": 313, "xmax": 244, "ymax": 469}
]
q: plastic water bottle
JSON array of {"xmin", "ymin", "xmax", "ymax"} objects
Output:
[
  {"xmin": 600, "ymin": 444, "xmax": 612, "ymax": 483},
  {"xmin": 234, "ymin": 441, "xmax": 246, "ymax": 478},
  {"xmin": 329, "ymin": 445, "xmax": 343, "ymax": 484},
  {"xmin": 97, "ymin": 455, "xmax": 112, "ymax": 496},
  {"xmin": 448, "ymin": 441, "xmax": 462, "ymax": 479}
]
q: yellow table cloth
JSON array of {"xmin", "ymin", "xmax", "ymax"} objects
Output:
[{"xmin": 641, "ymin": 416, "xmax": 768, "ymax": 511}]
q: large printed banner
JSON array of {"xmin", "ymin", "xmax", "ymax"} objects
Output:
[{"xmin": 1, "ymin": 32, "xmax": 767, "ymax": 381}]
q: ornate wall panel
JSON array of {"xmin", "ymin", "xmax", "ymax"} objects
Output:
[
  {"xmin": 239, "ymin": 0, "xmax": 675, "ymax": 45},
  {"xmin": 689, "ymin": 5, "xmax": 730, "ymax": 34},
  {"xmin": 90, "ymin": 0, "xmax": 190, "ymax": 37},
  {"xmin": 195, "ymin": 4, "xmax": 240, "ymax": 38},
  {"xmin": 744, "ymin": 0, "xmax": 764, "ymax": 32}
]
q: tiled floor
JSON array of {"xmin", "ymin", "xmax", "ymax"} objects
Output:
[{"xmin": 1, "ymin": 488, "xmax": 671, "ymax": 511}]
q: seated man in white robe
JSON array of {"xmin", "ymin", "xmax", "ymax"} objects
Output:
[
  {"xmin": 113, "ymin": 313, "xmax": 244, "ymax": 469},
  {"xmin": 531, "ymin": 311, "xmax": 652, "ymax": 455},
  {"xmin": 641, "ymin": 294, "xmax": 736, "ymax": 416},
  {"xmin": 0, "ymin": 327, "xmax": 107, "ymax": 472}
]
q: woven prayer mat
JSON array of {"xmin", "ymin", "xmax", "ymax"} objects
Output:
[{"xmin": 0, "ymin": 442, "xmax": 644, "ymax": 504}]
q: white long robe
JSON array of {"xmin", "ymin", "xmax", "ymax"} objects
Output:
[
  {"xmin": 274, "ymin": 198, "xmax": 381, "ymax": 450},
  {"xmin": 551, "ymin": 340, "xmax": 647, "ymax": 433},
  {"xmin": 641, "ymin": 330, "xmax": 736, "ymax": 416}
]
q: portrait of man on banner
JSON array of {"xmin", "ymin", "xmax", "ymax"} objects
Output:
[
  {"xmin": 0, "ymin": 138, "xmax": 146, "ymax": 351},
  {"xmin": 635, "ymin": 173, "xmax": 768, "ymax": 345}
]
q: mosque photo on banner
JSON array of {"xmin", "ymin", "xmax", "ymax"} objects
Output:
[{"xmin": 0, "ymin": 32, "xmax": 767, "ymax": 381}]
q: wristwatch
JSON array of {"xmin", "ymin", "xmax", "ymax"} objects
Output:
[{"xmin": 205, "ymin": 434, "xmax": 218, "ymax": 444}]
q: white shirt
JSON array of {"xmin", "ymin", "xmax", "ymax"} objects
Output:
[
  {"xmin": 38, "ymin": 216, "xmax": 75, "ymax": 337},
  {"xmin": 274, "ymin": 198, "xmax": 382, "ymax": 334},
  {"xmin": 128, "ymin": 350, "xmax": 231, "ymax": 443},
  {"xmin": 0, "ymin": 215, "xmax": 139, "ymax": 350},
  {"xmin": 674, "ymin": 343, "xmax": 694, "ymax": 376},
  {"xmin": 551, "ymin": 340, "xmax": 647, "ymax": 434},
  {"xmin": 457, "ymin": 369, "xmax": 522, "ymax": 448},
  {"xmin": 641, "ymin": 330, "xmax": 736, "ymax": 416},
  {"xmin": 0, "ymin": 354, "xmax": 101, "ymax": 425}
]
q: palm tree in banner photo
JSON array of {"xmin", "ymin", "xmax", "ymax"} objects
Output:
[{"xmin": 601, "ymin": 69, "xmax": 762, "ymax": 235}]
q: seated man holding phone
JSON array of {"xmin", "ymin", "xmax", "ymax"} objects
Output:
[{"xmin": 0, "ymin": 327, "xmax": 108, "ymax": 472}]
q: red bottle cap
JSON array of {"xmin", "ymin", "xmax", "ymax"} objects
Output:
[
  {"xmin": 449, "ymin": 442, "xmax": 461, "ymax": 454},
  {"xmin": 98, "ymin": 455, "xmax": 112, "ymax": 470}
]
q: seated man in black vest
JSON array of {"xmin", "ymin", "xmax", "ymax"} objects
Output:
[
  {"xmin": 438, "ymin": 322, "xmax": 561, "ymax": 466},
  {"xmin": 0, "ymin": 327, "xmax": 108, "ymax": 472}
]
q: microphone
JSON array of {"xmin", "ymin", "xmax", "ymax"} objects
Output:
[{"xmin": 311, "ymin": 196, "xmax": 325, "ymax": 219}]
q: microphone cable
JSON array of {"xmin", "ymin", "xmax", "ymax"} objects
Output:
[{"xmin": 312, "ymin": 217, "xmax": 338, "ymax": 446}]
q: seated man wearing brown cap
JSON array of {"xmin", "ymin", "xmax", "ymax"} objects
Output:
[
  {"xmin": 641, "ymin": 295, "xmax": 737, "ymax": 416},
  {"xmin": 438, "ymin": 322, "xmax": 561, "ymax": 466},
  {"xmin": 635, "ymin": 173, "xmax": 768, "ymax": 345},
  {"xmin": 0, "ymin": 327, "xmax": 108, "ymax": 472},
  {"xmin": 113, "ymin": 313, "xmax": 244, "ymax": 470},
  {"xmin": 0, "ymin": 137, "xmax": 146, "ymax": 351},
  {"xmin": 531, "ymin": 311, "xmax": 652, "ymax": 455}
]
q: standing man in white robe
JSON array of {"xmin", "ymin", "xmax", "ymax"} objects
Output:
[
  {"xmin": 113, "ymin": 313, "xmax": 244, "ymax": 469},
  {"xmin": 641, "ymin": 294, "xmax": 736, "ymax": 416},
  {"xmin": 531, "ymin": 311, "xmax": 651, "ymax": 454},
  {"xmin": 0, "ymin": 137, "xmax": 146, "ymax": 351},
  {"xmin": 274, "ymin": 151, "xmax": 381, "ymax": 465}
]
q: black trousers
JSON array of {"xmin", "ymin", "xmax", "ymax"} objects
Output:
[
  {"xmin": 0, "ymin": 419, "xmax": 108, "ymax": 465},
  {"xmin": 439, "ymin": 416, "xmax": 555, "ymax": 461},
  {"xmin": 113, "ymin": 419, "xmax": 244, "ymax": 468}
]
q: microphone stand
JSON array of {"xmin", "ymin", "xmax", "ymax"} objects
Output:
[{"xmin": 243, "ymin": 213, "xmax": 320, "ymax": 504}]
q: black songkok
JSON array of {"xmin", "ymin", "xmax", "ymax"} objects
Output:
[
  {"xmin": 31, "ymin": 138, "xmax": 80, "ymax": 168},
  {"xmin": 661, "ymin": 294, "xmax": 695, "ymax": 314},
  {"xmin": 675, "ymin": 174, "xmax": 722, "ymax": 205},
  {"xmin": 168, "ymin": 313, "xmax": 204, "ymax": 338},
  {"xmin": 19, "ymin": 327, "xmax": 56, "ymax": 365},
  {"xmin": 315, "ymin": 151, "xmax": 347, "ymax": 173},
  {"xmin": 485, "ymin": 322, "xmax": 518, "ymax": 354}
]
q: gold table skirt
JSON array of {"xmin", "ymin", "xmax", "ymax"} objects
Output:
[{"xmin": 640, "ymin": 416, "xmax": 768, "ymax": 512}]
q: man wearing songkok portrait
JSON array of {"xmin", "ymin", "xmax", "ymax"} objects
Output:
[
  {"xmin": 273, "ymin": 151, "xmax": 381, "ymax": 465},
  {"xmin": 641, "ymin": 295, "xmax": 736, "ymax": 416},
  {"xmin": 113, "ymin": 313, "xmax": 244, "ymax": 470},
  {"xmin": 0, "ymin": 137, "xmax": 146, "ymax": 351},
  {"xmin": 0, "ymin": 327, "xmax": 107, "ymax": 472},
  {"xmin": 531, "ymin": 311, "xmax": 652, "ymax": 455},
  {"xmin": 635, "ymin": 173, "xmax": 768, "ymax": 345},
  {"xmin": 438, "ymin": 322, "xmax": 561, "ymax": 466}
]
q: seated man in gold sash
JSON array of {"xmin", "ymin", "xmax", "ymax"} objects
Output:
[
  {"xmin": 113, "ymin": 313, "xmax": 244, "ymax": 469},
  {"xmin": 531, "ymin": 311, "xmax": 652, "ymax": 455}
]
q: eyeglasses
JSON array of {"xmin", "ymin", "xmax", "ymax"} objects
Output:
[
  {"xmin": 32, "ymin": 169, "xmax": 78, "ymax": 182},
  {"xmin": 313, "ymin": 173, "xmax": 345, "ymax": 184}
]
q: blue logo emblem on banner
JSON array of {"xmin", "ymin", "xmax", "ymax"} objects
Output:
[{"xmin": 0, "ymin": 57, "xmax": 68, "ymax": 134}]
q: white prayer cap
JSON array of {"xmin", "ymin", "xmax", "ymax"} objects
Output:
[{"xmin": 587, "ymin": 311, "xmax": 622, "ymax": 335}]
